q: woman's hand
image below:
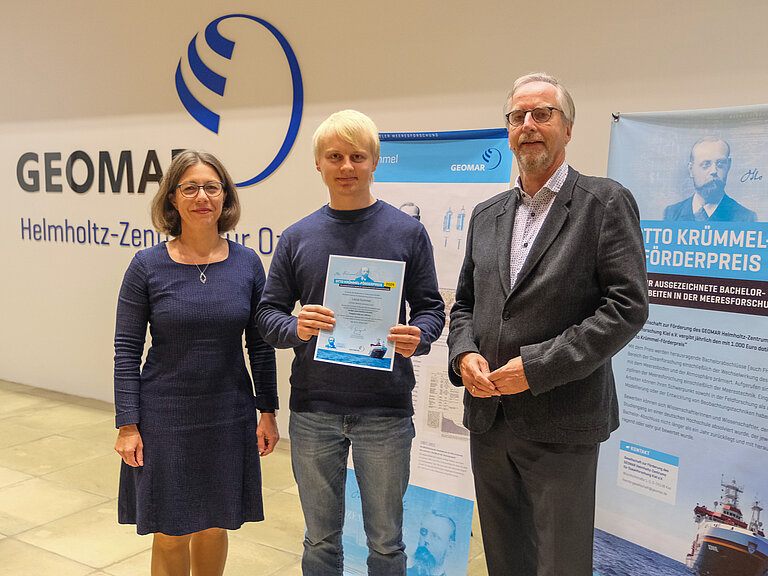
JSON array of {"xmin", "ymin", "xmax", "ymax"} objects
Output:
[
  {"xmin": 115, "ymin": 424, "xmax": 144, "ymax": 467},
  {"xmin": 257, "ymin": 413, "xmax": 280, "ymax": 456}
]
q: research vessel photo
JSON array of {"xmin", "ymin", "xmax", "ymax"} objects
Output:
[{"xmin": 686, "ymin": 478, "xmax": 768, "ymax": 576}]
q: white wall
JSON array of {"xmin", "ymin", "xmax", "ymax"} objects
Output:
[{"xmin": 2, "ymin": 0, "xmax": 767, "ymax": 437}]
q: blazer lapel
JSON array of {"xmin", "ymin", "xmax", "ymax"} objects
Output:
[
  {"xmin": 495, "ymin": 191, "xmax": 516, "ymax": 299},
  {"xmin": 510, "ymin": 169, "xmax": 577, "ymax": 295}
]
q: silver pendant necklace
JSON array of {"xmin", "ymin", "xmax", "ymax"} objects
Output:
[
  {"xmin": 177, "ymin": 238, "xmax": 216, "ymax": 284},
  {"xmin": 195, "ymin": 260, "xmax": 210, "ymax": 284}
]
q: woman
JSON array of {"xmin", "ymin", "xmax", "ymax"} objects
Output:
[{"xmin": 113, "ymin": 150, "xmax": 278, "ymax": 576}]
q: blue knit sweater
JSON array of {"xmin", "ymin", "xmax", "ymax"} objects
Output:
[{"xmin": 256, "ymin": 200, "xmax": 445, "ymax": 417}]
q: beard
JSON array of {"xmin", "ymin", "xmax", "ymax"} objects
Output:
[
  {"xmin": 514, "ymin": 136, "xmax": 554, "ymax": 175},
  {"xmin": 695, "ymin": 179, "xmax": 726, "ymax": 203},
  {"xmin": 516, "ymin": 148, "xmax": 552, "ymax": 173},
  {"xmin": 413, "ymin": 545, "xmax": 438, "ymax": 569}
]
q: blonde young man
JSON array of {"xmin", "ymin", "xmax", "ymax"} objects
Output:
[{"xmin": 257, "ymin": 110, "xmax": 444, "ymax": 575}]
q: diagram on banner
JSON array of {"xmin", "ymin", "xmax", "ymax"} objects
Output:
[
  {"xmin": 375, "ymin": 179, "xmax": 504, "ymax": 499},
  {"xmin": 409, "ymin": 344, "xmax": 472, "ymax": 485},
  {"xmin": 423, "ymin": 368, "xmax": 468, "ymax": 438}
]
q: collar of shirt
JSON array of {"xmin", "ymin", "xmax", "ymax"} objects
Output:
[
  {"xmin": 508, "ymin": 161, "xmax": 568, "ymax": 288},
  {"xmin": 513, "ymin": 160, "xmax": 569, "ymax": 201},
  {"xmin": 692, "ymin": 192, "xmax": 722, "ymax": 217}
]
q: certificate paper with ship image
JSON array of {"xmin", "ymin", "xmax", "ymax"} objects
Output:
[{"xmin": 314, "ymin": 254, "xmax": 405, "ymax": 371}]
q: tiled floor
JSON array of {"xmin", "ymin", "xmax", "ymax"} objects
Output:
[{"xmin": 0, "ymin": 379, "xmax": 488, "ymax": 575}]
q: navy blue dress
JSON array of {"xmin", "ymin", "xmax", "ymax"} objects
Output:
[{"xmin": 114, "ymin": 241, "xmax": 277, "ymax": 536}]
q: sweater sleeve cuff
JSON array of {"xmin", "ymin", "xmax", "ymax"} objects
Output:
[
  {"xmin": 253, "ymin": 396, "xmax": 279, "ymax": 412},
  {"xmin": 280, "ymin": 316, "xmax": 306, "ymax": 349},
  {"xmin": 115, "ymin": 410, "xmax": 140, "ymax": 429}
]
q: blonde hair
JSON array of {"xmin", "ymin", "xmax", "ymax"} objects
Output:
[{"xmin": 312, "ymin": 110, "xmax": 380, "ymax": 161}]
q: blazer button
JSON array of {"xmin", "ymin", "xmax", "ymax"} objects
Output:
[{"xmin": 502, "ymin": 312, "xmax": 511, "ymax": 321}]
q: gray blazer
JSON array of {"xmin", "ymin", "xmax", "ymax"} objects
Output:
[{"xmin": 448, "ymin": 167, "xmax": 648, "ymax": 444}]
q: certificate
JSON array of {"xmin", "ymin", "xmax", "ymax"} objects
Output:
[{"xmin": 314, "ymin": 255, "xmax": 406, "ymax": 371}]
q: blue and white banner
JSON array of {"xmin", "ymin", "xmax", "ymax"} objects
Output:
[
  {"xmin": 376, "ymin": 129, "xmax": 509, "ymax": 184},
  {"xmin": 594, "ymin": 106, "xmax": 768, "ymax": 576},
  {"xmin": 341, "ymin": 129, "xmax": 513, "ymax": 575}
]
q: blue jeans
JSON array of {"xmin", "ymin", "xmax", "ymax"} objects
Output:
[{"xmin": 289, "ymin": 411, "xmax": 415, "ymax": 576}]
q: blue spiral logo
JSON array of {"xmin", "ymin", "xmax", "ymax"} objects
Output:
[
  {"xmin": 175, "ymin": 14, "xmax": 303, "ymax": 186},
  {"xmin": 481, "ymin": 148, "xmax": 502, "ymax": 170}
]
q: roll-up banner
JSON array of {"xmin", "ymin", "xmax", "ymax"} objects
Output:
[
  {"xmin": 340, "ymin": 129, "xmax": 513, "ymax": 575},
  {"xmin": 595, "ymin": 106, "xmax": 768, "ymax": 576}
]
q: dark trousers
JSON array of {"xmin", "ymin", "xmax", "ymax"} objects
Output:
[{"xmin": 471, "ymin": 407, "xmax": 600, "ymax": 576}]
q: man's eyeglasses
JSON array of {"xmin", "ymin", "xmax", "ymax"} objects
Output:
[
  {"xmin": 505, "ymin": 106, "xmax": 562, "ymax": 127},
  {"xmin": 176, "ymin": 181, "xmax": 224, "ymax": 198}
]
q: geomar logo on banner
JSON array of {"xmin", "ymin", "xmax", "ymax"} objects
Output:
[
  {"xmin": 175, "ymin": 14, "xmax": 304, "ymax": 186},
  {"xmin": 450, "ymin": 147, "xmax": 503, "ymax": 172},
  {"xmin": 482, "ymin": 147, "xmax": 503, "ymax": 170}
]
